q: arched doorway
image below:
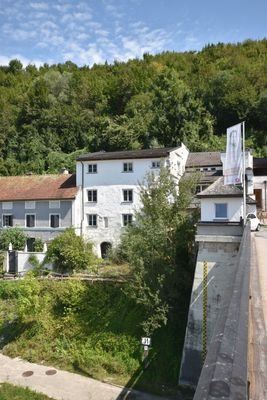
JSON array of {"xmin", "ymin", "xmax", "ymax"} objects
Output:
[{"xmin": 100, "ymin": 242, "xmax": 112, "ymax": 259}]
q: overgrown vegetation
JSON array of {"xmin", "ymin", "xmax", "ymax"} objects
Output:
[
  {"xmin": 0, "ymin": 278, "xmax": 191, "ymax": 396},
  {"xmin": 0, "ymin": 39, "xmax": 267, "ymax": 176},
  {"xmin": 44, "ymin": 228, "xmax": 96, "ymax": 273},
  {"xmin": 118, "ymin": 168, "xmax": 198, "ymax": 335},
  {"xmin": 0, "ymin": 383, "xmax": 55, "ymax": 400},
  {"xmin": 0, "ymin": 171, "xmax": 197, "ymax": 398}
]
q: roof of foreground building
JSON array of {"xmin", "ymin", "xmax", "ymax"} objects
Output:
[
  {"xmin": 77, "ymin": 147, "xmax": 181, "ymax": 161},
  {"xmin": 0, "ymin": 174, "xmax": 78, "ymax": 201}
]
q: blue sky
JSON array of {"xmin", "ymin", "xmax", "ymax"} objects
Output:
[{"xmin": 0, "ymin": 0, "xmax": 266, "ymax": 67}]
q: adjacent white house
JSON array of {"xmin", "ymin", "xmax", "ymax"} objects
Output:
[
  {"xmin": 196, "ymin": 176, "xmax": 257, "ymax": 223},
  {"xmin": 76, "ymin": 145, "xmax": 189, "ymax": 257},
  {"xmin": 253, "ymin": 157, "xmax": 267, "ymax": 212}
]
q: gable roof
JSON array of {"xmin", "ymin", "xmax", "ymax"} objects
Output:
[
  {"xmin": 76, "ymin": 147, "xmax": 179, "ymax": 161},
  {"xmin": 197, "ymin": 177, "xmax": 243, "ymax": 198},
  {"xmin": 0, "ymin": 174, "xmax": 78, "ymax": 202},
  {"xmin": 186, "ymin": 152, "xmax": 222, "ymax": 167}
]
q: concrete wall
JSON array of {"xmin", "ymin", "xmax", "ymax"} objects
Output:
[
  {"xmin": 193, "ymin": 224, "xmax": 250, "ymax": 400},
  {"xmin": 179, "ymin": 227, "xmax": 242, "ymax": 387},
  {"xmin": 16, "ymin": 252, "xmax": 52, "ymax": 273},
  {"xmin": 6, "ymin": 251, "xmax": 52, "ymax": 274}
]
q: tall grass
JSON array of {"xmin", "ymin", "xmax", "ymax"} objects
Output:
[
  {"xmin": 0, "ymin": 383, "xmax": 55, "ymax": 400},
  {"xmin": 0, "ymin": 279, "xmax": 190, "ymax": 397}
]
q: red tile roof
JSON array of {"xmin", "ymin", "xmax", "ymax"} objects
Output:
[{"xmin": 0, "ymin": 174, "xmax": 78, "ymax": 201}]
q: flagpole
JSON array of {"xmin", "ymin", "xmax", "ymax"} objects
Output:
[{"xmin": 242, "ymin": 121, "xmax": 246, "ymax": 223}]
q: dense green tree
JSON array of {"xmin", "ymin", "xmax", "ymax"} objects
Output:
[
  {"xmin": 0, "ymin": 39, "xmax": 267, "ymax": 172},
  {"xmin": 120, "ymin": 168, "xmax": 198, "ymax": 335},
  {"xmin": 8, "ymin": 59, "xmax": 23, "ymax": 74},
  {"xmin": 150, "ymin": 69, "xmax": 215, "ymax": 150},
  {"xmin": 0, "ymin": 227, "xmax": 28, "ymax": 250}
]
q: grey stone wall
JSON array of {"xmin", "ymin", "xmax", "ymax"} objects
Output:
[{"xmin": 179, "ymin": 232, "xmax": 241, "ymax": 387}]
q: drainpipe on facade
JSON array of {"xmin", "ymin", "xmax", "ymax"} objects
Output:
[
  {"xmin": 81, "ymin": 161, "xmax": 85, "ymax": 237},
  {"xmin": 264, "ymin": 180, "xmax": 267, "ymax": 211}
]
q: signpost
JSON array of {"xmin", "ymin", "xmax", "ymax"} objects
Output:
[{"xmin": 141, "ymin": 337, "xmax": 151, "ymax": 368}]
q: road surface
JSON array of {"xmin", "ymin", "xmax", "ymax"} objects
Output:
[{"xmin": 248, "ymin": 227, "xmax": 267, "ymax": 400}]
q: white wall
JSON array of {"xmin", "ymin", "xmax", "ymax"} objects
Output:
[
  {"xmin": 254, "ymin": 176, "xmax": 267, "ymax": 211},
  {"xmin": 83, "ymin": 184, "xmax": 142, "ymax": 255},
  {"xmin": 76, "ymin": 146, "xmax": 189, "ymax": 257},
  {"xmin": 169, "ymin": 144, "xmax": 189, "ymax": 179},
  {"xmin": 72, "ymin": 188, "xmax": 82, "ymax": 236},
  {"xmin": 15, "ymin": 252, "xmax": 52, "ymax": 274},
  {"xmin": 200, "ymin": 197, "xmax": 243, "ymax": 222}
]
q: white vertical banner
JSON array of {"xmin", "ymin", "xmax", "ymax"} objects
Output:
[{"xmin": 223, "ymin": 123, "xmax": 242, "ymax": 185}]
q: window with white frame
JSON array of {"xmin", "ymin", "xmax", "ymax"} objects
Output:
[
  {"xmin": 3, "ymin": 214, "xmax": 13, "ymax": 227},
  {"xmin": 49, "ymin": 200, "xmax": 60, "ymax": 209},
  {"xmin": 152, "ymin": 161, "xmax": 160, "ymax": 169},
  {"xmin": 25, "ymin": 201, "xmax": 36, "ymax": 209},
  {"xmin": 88, "ymin": 214, "xmax": 97, "ymax": 227},
  {"xmin": 50, "ymin": 214, "xmax": 60, "ymax": 228},
  {"xmin": 104, "ymin": 217, "xmax": 108, "ymax": 228},
  {"xmin": 123, "ymin": 162, "xmax": 133, "ymax": 172},
  {"xmin": 122, "ymin": 214, "xmax": 132, "ymax": 226},
  {"xmin": 2, "ymin": 202, "xmax": 13, "ymax": 210},
  {"xmin": 87, "ymin": 190, "xmax": 97, "ymax": 202},
  {"xmin": 26, "ymin": 214, "xmax": 35, "ymax": 228},
  {"xmin": 123, "ymin": 189, "xmax": 133, "ymax": 202},
  {"xmin": 88, "ymin": 164, "xmax": 97, "ymax": 173},
  {"xmin": 215, "ymin": 203, "xmax": 228, "ymax": 219}
]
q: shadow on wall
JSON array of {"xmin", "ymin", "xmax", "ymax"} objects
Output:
[{"xmin": 179, "ymin": 240, "xmax": 240, "ymax": 387}]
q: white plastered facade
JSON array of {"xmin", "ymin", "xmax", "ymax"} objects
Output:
[{"xmin": 76, "ymin": 144, "xmax": 189, "ymax": 257}]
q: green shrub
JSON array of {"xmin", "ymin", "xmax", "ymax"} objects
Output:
[
  {"xmin": 45, "ymin": 228, "xmax": 96, "ymax": 274},
  {"xmin": 34, "ymin": 238, "xmax": 44, "ymax": 252},
  {"xmin": 0, "ymin": 227, "xmax": 28, "ymax": 250}
]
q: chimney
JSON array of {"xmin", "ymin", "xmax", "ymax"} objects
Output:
[{"xmin": 60, "ymin": 167, "xmax": 69, "ymax": 175}]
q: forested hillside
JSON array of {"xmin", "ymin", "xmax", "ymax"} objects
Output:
[{"xmin": 0, "ymin": 39, "xmax": 267, "ymax": 175}]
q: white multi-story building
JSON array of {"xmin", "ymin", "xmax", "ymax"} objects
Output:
[{"xmin": 76, "ymin": 145, "xmax": 189, "ymax": 257}]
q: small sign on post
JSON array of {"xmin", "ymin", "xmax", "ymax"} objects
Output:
[
  {"xmin": 141, "ymin": 337, "xmax": 151, "ymax": 368},
  {"xmin": 141, "ymin": 337, "xmax": 151, "ymax": 346}
]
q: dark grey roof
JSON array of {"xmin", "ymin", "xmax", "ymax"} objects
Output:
[
  {"xmin": 186, "ymin": 152, "xmax": 222, "ymax": 167},
  {"xmin": 199, "ymin": 170, "xmax": 222, "ymax": 183},
  {"xmin": 197, "ymin": 177, "xmax": 243, "ymax": 198},
  {"xmin": 247, "ymin": 196, "xmax": 257, "ymax": 204},
  {"xmin": 253, "ymin": 157, "xmax": 267, "ymax": 168},
  {"xmin": 77, "ymin": 147, "xmax": 179, "ymax": 161}
]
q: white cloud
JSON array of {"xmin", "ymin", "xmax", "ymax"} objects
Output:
[
  {"xmin": 11, "ymin": 29, "xmax": 37, "ymax": 41},
  {"xmin": 52, "ymin": 3, "xmax": 72, "ymax": 13},
  {"xmin": 0, "ymin": 55, "xmax": 12, "ymax": 65},
  {"xmin": 73, "ymin": 12, "xmax": 92, "ymax": 21},
  {"xmin": 63, "ymin": 42, "xmax": 105, "ymax": 65},
  {"xmin": 0, "ymin": 54, "xmax": 45, "ymax": 68},
  {"xmin": 76, "ymin": 33, "xmax": 90, "ymax": 41},
  {"xmin": 29, "ymin": 2, "xmax": 49, "ymax": 10}
]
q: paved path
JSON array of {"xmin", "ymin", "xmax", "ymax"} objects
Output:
[
  {"xmin": 248, "ymin": 228, "xmax": 267, "ymax": 400},
  {"xmin": 0, "ymin": 353, "xmax": 166, "ymax": 400}
]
